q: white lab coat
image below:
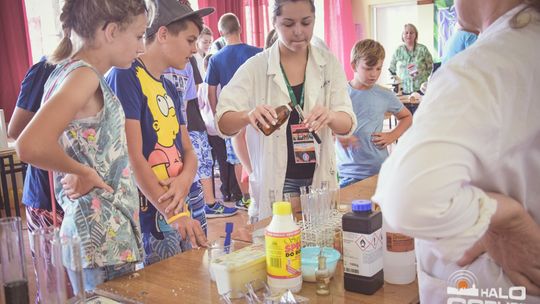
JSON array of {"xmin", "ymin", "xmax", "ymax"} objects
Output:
[
  {"xmin": 373, "ymin": 5, "xmax": 540, "ymax": 303},
  {"xmin": 216, "ymin": 43, "xmax": 356, "ymax": 220}
]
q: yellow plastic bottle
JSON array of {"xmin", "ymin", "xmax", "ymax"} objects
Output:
[{"xmin": 265, "ymin": 201, "xmax": 302, "ymax": 293}]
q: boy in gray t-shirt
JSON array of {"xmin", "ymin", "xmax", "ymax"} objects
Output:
[{"xmin": 336, "ymin": 39, "xmax": 413, "ymax": 188}]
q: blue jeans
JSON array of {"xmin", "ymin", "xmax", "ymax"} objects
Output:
[
  {"xmin": 67, "ymin": 262, "xmax": 136, "ymax": 294},
  {"xmin": 283, "ymin": 178, "xmax": 313, "ymax": 197}
]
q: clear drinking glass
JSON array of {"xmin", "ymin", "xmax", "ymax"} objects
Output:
[{"xmin": 0, "ymin": 217, "xmax": 29, "ymax": 304}]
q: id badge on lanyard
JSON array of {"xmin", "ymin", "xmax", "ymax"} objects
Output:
[
  {"xmin": 281, "ymin": 63, "xmax": 318, "ymax": 164},
  {"xmin": 291, "ymin": 123, "xmax": 316, "ymax": 164}
]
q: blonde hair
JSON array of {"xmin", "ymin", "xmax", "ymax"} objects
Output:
[
  {"xmin": 350, "ymin": 39, "xmax": 385, "ymax": 67},
  {"xmin": 50, "ymin": 0, "xmax": 152, "ymax": 64},
  {"xmin": 401, "ymin": 23, "xmax": 418, "ymax": 44},
  {"xmin": 218, "ymin": 13, "xmax": 241, "ymax": 35}
]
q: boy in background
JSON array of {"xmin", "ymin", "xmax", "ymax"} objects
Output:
[
  {"xmin": 106, "ymin": 0, "xmax": 213, "ymax": 265},
  {"xmin": 337, "ymin": 39, "xmax": 412, "ymax": 188},
  {"xmin": 206, "ymin": 13, "xmax": 262, "ymax": 210}
]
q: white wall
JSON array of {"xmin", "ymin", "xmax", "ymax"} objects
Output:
[{"xmin": 372, "ymin": 1, "xmax": 434, "ymax": 84}]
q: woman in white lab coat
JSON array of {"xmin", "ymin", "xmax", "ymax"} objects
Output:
[
  {"xmin": 215, "ymin": 0, "xmax": 356, "ymax": 220},
  {"xmin": 373, "ymin": 0, "xmax": 540, "ymax": 302}
]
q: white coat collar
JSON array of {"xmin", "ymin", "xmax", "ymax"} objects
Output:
[{"xmin": 266, "ymin": 42, "xmax": 328, "ymax": 111}]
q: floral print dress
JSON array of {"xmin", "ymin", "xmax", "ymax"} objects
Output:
[
  {"xmin": 389, "ymin": 44, "xmax": 433, "ymax": 94},
  {"xmin": 43, "ymin": 60, "xmax": 142, "ymax": 269}
]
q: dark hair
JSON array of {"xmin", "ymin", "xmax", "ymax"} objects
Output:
[
  {"xmin": 203, "ymin": 53, "xmax": 213, "ymax": 69},
  {"xmin": 146, "ymin": 14, "xmax": 203, "ymax": 43},
  {"xmin": 350, "ymin": 39, "xmax": 385, "ymax": 67},
  {"xmin": 272, "ymin": 0, "xmax": 315, "ymax": 22},
  {"xmin": 265, "ymin": 29, "xmax": 278, "ymax": 49},
  {"xmin": 50, "ymin": 0, "xmax": 152, "ymax": 63},
  {"xmin": 510, "ymin": 0, "xmax": 540, "ymax": 28},
  {"xmin": 218, "ymin": 13, "xmax": 241, "ymax": 35}
]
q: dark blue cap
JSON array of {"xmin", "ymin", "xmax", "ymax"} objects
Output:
[{"xmin": 352, "ymin": 200, "xmax": 372, "ymax": 212}]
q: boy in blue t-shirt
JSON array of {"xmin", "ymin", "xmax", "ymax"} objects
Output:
[
  {"xmin": 336, "ymin": 39, "xmax": 413, "ymax": 188},
  {"xmin": 205, "ymin": 13, "xmax": 262, "ymax": 210},
  {"xmin": 106, "ymin": 0, "xmax": 213, "ymax": 265},
  {"xmin": 8, "ymin": 57, "xmax": 60, "ymax": 303},
  {"xmin": 163, "ymin": 63, "xmax": 238, "ymax": 218}
]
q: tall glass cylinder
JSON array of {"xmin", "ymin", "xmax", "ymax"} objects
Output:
[
  {"xmin": 61, "ymin": 235, "xmax": 85, "ymax": 303},
  {"xmin": 33, "ymin": 227, "xmax": 68, "ymax": 304},
  {"xmin": 0, "ymin": 217, "xmax": 29, "ymax": 304}
]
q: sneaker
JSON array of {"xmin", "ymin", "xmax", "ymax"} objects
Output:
[
  {"xmin": 205, "ymin": 202, "xmax": 238, "ymax": 218},
  {"xmin": 235, "ymin": 198, "xmax": 251, "ymax": 211}
]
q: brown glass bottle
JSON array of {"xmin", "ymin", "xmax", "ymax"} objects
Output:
[{"xmin": 256, "ymin": 103, "xmax": 292, "ymax": 136}]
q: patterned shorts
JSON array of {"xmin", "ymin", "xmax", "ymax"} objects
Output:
[
  {"xmin": 25, "ymin": 205, "xmax": 64, "ymax": 252},
  {"xmin": 142, "ymin": 184, "xmax": 207, "ymax": 266},
  {"xmin": 189, "ymin": 130, "xmax": 213, "ymax": 179},
  {"xmin": 225, "ymin": 138, "xmax": 240, "ymax": 165}
]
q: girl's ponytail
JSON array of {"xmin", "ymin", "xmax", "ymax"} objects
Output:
[{"xmin": 49, "ymin": 27, "xmax": 73, "ymax": 64}]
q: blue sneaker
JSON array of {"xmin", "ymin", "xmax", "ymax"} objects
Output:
[
  {"xmin": 204, "ymin": 202, "xmax": 238, "ymax": 218},
  {"xmin": 235, "ymin": 198, "xmax": 251, "ymax": 211}
]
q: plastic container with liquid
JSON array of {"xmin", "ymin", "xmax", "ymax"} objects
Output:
[
  {"xmin": 212, "ymin": 243, "xmax": 267, "ymax": 298},
  {"xmin": 265, "ymin": 201, "xmax": 302, "ymax": 293},
  {"xmin": 383, "ymin": 218, "xmax": 416, "ymax": 284},
  {"xmin": 342, "ymin": 200, "xmax": 383, "ymax": 295}
]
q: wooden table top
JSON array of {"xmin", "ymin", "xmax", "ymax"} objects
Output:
[
  {"xmin": 339, "ymin": 175, "xmax": 378, "ymax": 207},
  {"xmin": 96, "ymin": 243, "xmax": 418, "ymax": 304},
  {"xmin": 96, "ymin": 175, "xmax": 419, "ymax": 304}
]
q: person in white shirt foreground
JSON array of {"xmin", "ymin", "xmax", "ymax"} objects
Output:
[{"xmin": 372, "ymin": 0, "xmax": 540, "ymax": 302}]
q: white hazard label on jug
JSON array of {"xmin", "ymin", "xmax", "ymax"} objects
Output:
[{"xmin": 343, "ymin": 229, "xmax": 383, "ymax": 277}]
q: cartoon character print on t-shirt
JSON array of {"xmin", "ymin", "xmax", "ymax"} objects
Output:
[{"xmin": 136, "ymin": 66, "xmax": 184, "ymax": 233}]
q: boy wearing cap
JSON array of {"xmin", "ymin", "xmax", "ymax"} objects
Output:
[{"xmin": 106, "ymin": 0, "xmax": 214, "ymax": 265}]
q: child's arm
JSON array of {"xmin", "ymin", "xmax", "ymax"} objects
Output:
[
  {"xmin": 208, "ymin": 85, "xmax": 219, "ymax": 114},
  {"xmin": 8, "ymin": 108, "xmax": 35, "ymax": 139},
  {"xmin": 125, "ymin": 121, "xmax": 207, "ymax": 247},
  {"xmin": 125, "ymin": 120, "xmax": 184, "ymax": 215},
  {"xmin": 371, "ymin": 106, "xmax": 412, "ymax": 149},
  {"xmin": 16, "ymin": 67, "xmax": 113, "ymax": 195},
  {"xmin": 156, "ymin": 125, "xmax": 197, "ymax": 205}
]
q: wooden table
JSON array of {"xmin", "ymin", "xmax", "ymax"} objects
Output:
[
  {"xmin": 96, "ymin": 175, "xmax": 419, "ymax": 303},
  {"xmin": 96, "ymin": 244, "xmax": 418, "ymax": 304},
  {"xmin": 339, "ymin": 175, "xmax": 378, "ymax": 209}
]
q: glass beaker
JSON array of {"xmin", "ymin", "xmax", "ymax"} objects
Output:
[{"xmin": 0, "ymin": 217, "xmax": 29, "ymax": 304}]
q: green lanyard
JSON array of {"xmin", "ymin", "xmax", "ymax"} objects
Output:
[{"xmin": 280, "ymin": 63, "xmax": 305, "ymax": 108}]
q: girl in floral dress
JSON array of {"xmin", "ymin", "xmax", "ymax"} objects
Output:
[{"xmin": 16, "ymin": 0, "xmax": 152, "ymax": 293}]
